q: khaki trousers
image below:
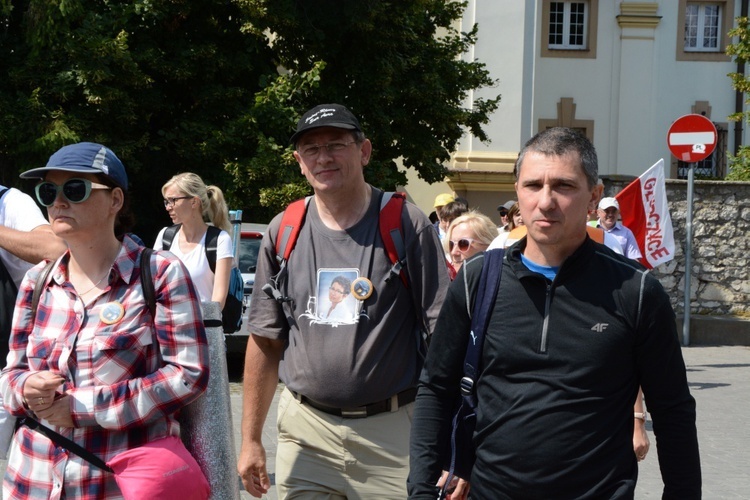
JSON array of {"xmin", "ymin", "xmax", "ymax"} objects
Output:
[{"xmin": 275, "ymin": 387, "xmax": 413, "ymax": 499}]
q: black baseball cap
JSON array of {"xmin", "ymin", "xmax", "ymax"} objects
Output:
[
  {"xmin": 290, "ymin": 104, "xmax": 362, "ymax": 145},
  {"xmin": 497, "ymin": 200, "xmax": 516, "ymax": 213}
]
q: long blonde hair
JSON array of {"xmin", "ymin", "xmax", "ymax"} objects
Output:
[{"xmin": 162, "ymin": 172, "xmax": 231, "ymax": 233}]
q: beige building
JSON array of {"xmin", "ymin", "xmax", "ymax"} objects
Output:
[{"xmin": 404, "ymin": 0, "xmax": 744, "ymax": 225}]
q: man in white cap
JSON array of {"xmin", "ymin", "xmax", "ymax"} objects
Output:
[{"xmin": 596, "ymin": 197, "xmax": 642, "ymax": 260}]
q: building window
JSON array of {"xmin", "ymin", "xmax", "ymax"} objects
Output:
[
  {"xmin": 542, "ymin": 1, "xmax": 598, "ymax": 59},
  {"xmin": 549, "ymin": 2, "xmax": 588, "ymax": 49},
  {"xmin": 676, "ymin": 0, "xmax": 734, "ymax": 62},
  {"xmin": 684, "ymin": 3, "xmax": 721, "ymax": 52}
]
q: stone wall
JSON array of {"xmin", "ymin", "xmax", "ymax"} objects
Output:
[{"xmin": 603, "ymin": 177, "xmax": 750, "ymax": 317}]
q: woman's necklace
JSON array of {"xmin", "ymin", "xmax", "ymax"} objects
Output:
[{"xmin": 78, "ymin": 267, "xmax": 112, "ymax": 296}]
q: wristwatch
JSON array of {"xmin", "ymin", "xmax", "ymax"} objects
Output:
[{"xmin": 634, "ymin": 411, "xmax": 647, "ymax": 422}]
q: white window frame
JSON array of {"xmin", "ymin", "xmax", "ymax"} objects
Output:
[
  {"xmin": 548, "ymin": 1, "xmax": 589, "ymax": 50},
  {"xmin": 684, "ymin": 2, "xmax": 722, "ymax": 52}
]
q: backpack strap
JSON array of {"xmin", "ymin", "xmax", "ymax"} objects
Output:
[
  {"xmin": 262, "ymin": 197, "xmax": 311, "ymax": 305},
  {"xmin": 30, "ymin": 260, "xmax": 57, "ymax": 324},
  {"xmin": 275, "ymin": 197, "xmax": 312, "ymax": 263},
  {"xmin": 161, "ymin": 224, "xmax": 181, "ymax": 252},
  {"xmin": 379, "ymin": 192, "xmax": 408, "ymax": 287},
  {"xmin": 204, "ymin": 225, "xmax": 221, "ymax": 274},
  {"xmin": 140, "ymin": 248, "xmax": 156, "ymax": 319},
  {"xmin": 461, "ymin": 248, "xmax": 505, "ymax": 406}
]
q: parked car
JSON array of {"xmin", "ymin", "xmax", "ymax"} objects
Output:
[{"xmin": 226, "ymin": 222, "xmax": 267, "ymax": 358}]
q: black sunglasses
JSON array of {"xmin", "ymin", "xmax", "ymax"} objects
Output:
[{"xmin": 35, "ymin": 178, "xmax": 112, "ymax": 207}]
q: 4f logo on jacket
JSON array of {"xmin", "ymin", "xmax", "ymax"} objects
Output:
[{"xmin": 591, "ymin": 323, "xmax": 609, "ymax": 332}]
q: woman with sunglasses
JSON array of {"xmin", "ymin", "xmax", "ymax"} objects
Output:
[
  {"xmin": 154, "ymin": 173, "xmax": 233, "ymax": 311},
  {"xmin": 0, "ymin": 142, "xmax": 209, "ymax": 499},
  {"xmin": 443, "ymin": 211, "xmax": 499, "ymax": 275}
]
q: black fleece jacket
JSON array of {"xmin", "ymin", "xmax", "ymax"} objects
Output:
[{"xmin": 408, "ymin": 237, "xmax": 700, "ymax": 499}]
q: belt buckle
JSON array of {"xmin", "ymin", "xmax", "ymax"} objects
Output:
[{"xmin": 340, "ymin": 407, "xmax": 368, "ymax": 418}]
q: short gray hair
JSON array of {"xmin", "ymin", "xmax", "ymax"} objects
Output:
[{"xmin": 515, "ymin": 127, "xmax": 599, "ymax": 188}]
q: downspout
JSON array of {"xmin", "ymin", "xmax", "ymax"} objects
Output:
[{"xmin": 734, "ymin": 0, "xmax": 750, "ymax": 155}]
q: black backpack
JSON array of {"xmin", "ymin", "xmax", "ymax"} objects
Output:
[
  {"xmin": 162, "ymin": 224, "xmax": 243, "ymax": 333},
  {"xmin": 0, "ymin": 187, "xmax": 18, "ymax": 369}
]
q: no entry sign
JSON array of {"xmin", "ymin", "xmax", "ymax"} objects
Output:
[{"xmin": 667, "ymin": 114, "xmax": 717, "ymax": 163}]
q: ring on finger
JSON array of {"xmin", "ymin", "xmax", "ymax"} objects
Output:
[{"xmin": 38, "ymin": 397, "xmax": 45, "ymax": 405}]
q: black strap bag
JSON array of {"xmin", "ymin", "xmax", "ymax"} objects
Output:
[{"xmin": 440, "ymin": 248, "xmax": 504, "ymax": 498}]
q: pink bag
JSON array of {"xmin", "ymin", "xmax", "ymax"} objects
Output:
[{"xmin": 106, "ymin": 435, "xmax": 210, "ymax": 500}]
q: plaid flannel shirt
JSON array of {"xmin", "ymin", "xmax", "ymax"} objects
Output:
[{"xmin": 0, "ymin": 235, "xmax": 209, "ymax": 499}]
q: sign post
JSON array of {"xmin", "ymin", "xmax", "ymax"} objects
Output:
[{"xmin": 667, "ymin": 114, "xmax": 717, "ymax": 346}]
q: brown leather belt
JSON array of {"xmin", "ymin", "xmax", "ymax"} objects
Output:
[{"xmin": 291, "ymin": 387, "xmax": 417, "ymax": 418}]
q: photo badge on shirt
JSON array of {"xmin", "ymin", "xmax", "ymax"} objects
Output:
[{"xmin": 299, "ymin": 268, "xmax": 362, "ymax": 327}]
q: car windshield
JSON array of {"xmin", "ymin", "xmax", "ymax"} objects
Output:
[{"xmin": 238, "ymin": 237, "xmax": 262, "ymax": 274}]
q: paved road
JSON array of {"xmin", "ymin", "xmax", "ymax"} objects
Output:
[
  {"xmin": 2, "ymin": 346, "xmax": 747, "ymax": 498},
  {"xmin": 634, "ymin": 345, "xmax": 750, "ymax": 499},
  {"xmin": 232, "ymin": 346, "xmax": 750, "ymax": 499}
]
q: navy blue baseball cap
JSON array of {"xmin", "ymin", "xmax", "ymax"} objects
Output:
[
  {"xmin": 290, "ymin": 104, "xmax": 362, "ymax": 145},
  {"xmin": 20, "ymin": 142, "xmax": 128, "ymax": 191}
]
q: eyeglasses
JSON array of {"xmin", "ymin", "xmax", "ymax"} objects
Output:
[
  {"xmin": 449, "ymin": 238, "xmax": 478, "ymax": 252},
  {"xmin": 298, "ymin": 141, "xmax": 357, "ymax": 159},
  {"xmin": 498, "ymin": 211, "xmax": 509, "ymax": 217},
  {"xmin": 163, "ymin": 196, "xmax": 193, "ymax": 208},
  {"xmin": 35, "ymin": 178, "xmax": 112, "ymax": 207},
  {"xmin": 329, "ymin": 286, "xmax": 346, "ymax": 295}
]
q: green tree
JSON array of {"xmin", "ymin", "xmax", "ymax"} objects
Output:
[
  {"xmin": 1, "ymin": 0, "xmax": 499, "ymax": 237},
  {"xmin": 232, "ymin": 0, "xmax": 500, "ymax": 201},
  {"xmin": 0, "ymin": 0, "xmax": 280, "ymax": 240},
  {"xmin": 726, "ymin": 16, "xmax": 750, "ymax": 180}
]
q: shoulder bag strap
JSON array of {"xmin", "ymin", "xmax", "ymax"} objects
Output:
[
  {"xmin": 461, "ymin": 248, "xmax": 505, "ymax": 403},
  {"xmin": 21, "ymin": 417, "xmax": 113, "ymax": 472}
]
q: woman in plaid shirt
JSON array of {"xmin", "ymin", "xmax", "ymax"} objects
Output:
[{"xmin": 0, "ymin": 143, "xmax": 209, "ymax": 499}]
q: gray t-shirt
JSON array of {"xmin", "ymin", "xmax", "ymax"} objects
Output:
[{"xmin": 248, "ymin": 188, "xmax": 449, "ymax": 407}]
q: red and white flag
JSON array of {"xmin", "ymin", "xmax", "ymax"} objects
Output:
[{"xmin": 615, "ymin": 159, "xmax": 675, "ymax": 269}]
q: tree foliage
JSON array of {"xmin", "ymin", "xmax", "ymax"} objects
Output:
[
  {"xmin": 241, "ymin": 0, "xmax": 500, "ymax": 193},
  {"xmin": 1, "ymin": 0, "xmax": 281, "ymax": 240},
  {"xmin": 1, "ymin": 0, "xmax": 499, "ymax": 240},
  {"xmin": 726, "ymin": 16, "xmax": 750, "ymax": 180}
]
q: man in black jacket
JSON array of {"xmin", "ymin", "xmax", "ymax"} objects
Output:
[{"xmin": 408, "ymin": 127, "xmax": 701, "ymax": 499}]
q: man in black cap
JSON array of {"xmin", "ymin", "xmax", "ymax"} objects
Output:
[
  {"xmin": 497, "ymin": 199, "xmax": 516, "ymax": 232},
  {"xmin": 238, "ymin": 104, "xmax": 449, "ymax": 498}
]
